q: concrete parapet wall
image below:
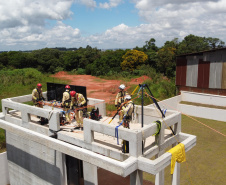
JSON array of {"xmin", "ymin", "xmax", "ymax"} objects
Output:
[
  {"xmin": 87, "ymin": 97, "xmax": 106, "ymax": 117},
  {"xmin": 181, "ymin": 91, "xmax": 226, "ymax": 106},
  {"xmin": 2, "ymin": 98, "xmax": 60, "ymax": 135},
  {"xmin": 148, "ymin": 95, "xmax": 182, "ymax": 111},
  {"xmin": 0, "ymin": 152, "xmax": 10, "ymax": 185},
  {"xmin": 178, "ymin": 104, "xmax": 226, "ymax": 122}
]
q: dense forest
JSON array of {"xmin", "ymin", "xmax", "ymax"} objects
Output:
[{"xmin": 0, "ymin": 34, "xmax": 225, "ymax": 79}]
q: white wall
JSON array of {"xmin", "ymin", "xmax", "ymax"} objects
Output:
[
  {"xmin": 148, "ymin": 95, "xmax": 182, "ymax": 111},
  {"xmin": 181, "ymin": 91, "xmax": 226, "ymax": 107},
  {"xmin": 178, "ymin": 104, "xmax": 226, "ymax": 122},
  {"xmin": 0, "ymin": 152, "xmax": 10, "ymax": 185},
  {"xmin": 87, "ymin": 98, "xmax": 106, "ymax": 117},
  {"xmin": 151, "ymin": 91, "xmax": 226, "ymax": 122}
]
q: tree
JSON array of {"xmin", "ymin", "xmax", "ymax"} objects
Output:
[
  {"xmin": 205, "ymin": 37, "xmax": 225, "ymax": 49},
  {"xmin": 157, "ymin": 46, "xmax": 176, "ymax": 77},
  {"xmin": 143, "ymin": 38, "xmax": 158, "ymax": 52},
  {"xmin": 177, "ymin": 34, "xmax": 225, "ymax": 55},
  {"xmin": 121, "ymin": 50, "xmax": 148, "ymax": 71}
]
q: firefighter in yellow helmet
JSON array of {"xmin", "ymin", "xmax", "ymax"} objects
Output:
[
  {"xmin": 115, "ymin": 84, "xmax": 128, "ymax": 108},
  {"xmin": 62, "ymin": 85, "xmax": 71, "ymax": 123},
  {"xmin": 32, "ymin": 83, "xmax": 44, "ymax": 108},
  {"xmin": 70, "ymin": 90, "xmax": 86, "ymax": 129}
]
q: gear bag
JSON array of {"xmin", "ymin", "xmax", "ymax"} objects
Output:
[{"xmin": 90, "ymin": 108, "xmax": 101, "ymax": 121}]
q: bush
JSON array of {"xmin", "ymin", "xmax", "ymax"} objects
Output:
[{"xmin": 76, "ymin": 68, "xmax": 86, "ymax": 75}]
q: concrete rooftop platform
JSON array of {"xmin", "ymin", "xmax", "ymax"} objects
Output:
[{"xmin": 0, "ymin": 92, "xmax": 196, "ymax": 185}]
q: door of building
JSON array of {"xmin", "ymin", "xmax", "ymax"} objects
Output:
[{"xmin": 66, "ymin": 155, "xmax": 83, "ymax": 185}]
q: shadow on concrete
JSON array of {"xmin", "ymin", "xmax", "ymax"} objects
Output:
[{"xmin": 7, "ymin": 143, "xmax": 62, "ymax": 185}]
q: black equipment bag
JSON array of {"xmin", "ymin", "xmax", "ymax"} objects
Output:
[{"xmin": 90, "ymin": 108, "xmax": 100, "ymax": 121}]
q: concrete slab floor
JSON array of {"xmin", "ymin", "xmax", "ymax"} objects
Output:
[{"xmin": 8, "ymin": 111, "xmax": 172, "ymax": 152}]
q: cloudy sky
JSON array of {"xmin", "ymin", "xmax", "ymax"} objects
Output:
[{"xmin": 0, "ymin": 0, "xmax": 226, "ymax": 51}]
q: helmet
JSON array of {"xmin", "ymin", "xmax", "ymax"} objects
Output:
[
  {"xmin": 70, "ymin": 91, "xmax": 76, "ymax": 97},
  {"xmin": 125, "ymin": 95, "xmax": 131, "ymax": 100},
  {"xmin": 37, "ymin": 83, "xmax": 42, "ymax": 88},
  {"xmin": 119, "ymin": 84, "xmax": 125, "ymax": 90},
  {"xmin": 65, "ymin": 85, "xmax": 70, "ymax": 89}
]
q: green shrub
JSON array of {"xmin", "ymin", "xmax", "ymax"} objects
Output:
[{"xmin": 76, "ymin": 68, "xmax": 86, "ymax": 75}]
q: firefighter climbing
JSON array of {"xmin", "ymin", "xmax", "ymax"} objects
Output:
[{"xmin": 70, "ymin": 90, "xmax": 86, "ymax": 129}]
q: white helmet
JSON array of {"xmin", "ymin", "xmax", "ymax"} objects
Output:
[
  {"xmin": 119, "ymin": 84, "xmax": 125, "ymax": 90},
  {"xmin": 125, "ymin": 95, "xmax": 131, "ymax": 100}
]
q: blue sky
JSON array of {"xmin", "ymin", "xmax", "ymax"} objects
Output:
[
  {"xmin": 63, "ymin": 2, "xmax": 141, "ymax": 36},
  {"xmin": 0, "ymin": 0, "xmax": 226, "ymax": 51}
]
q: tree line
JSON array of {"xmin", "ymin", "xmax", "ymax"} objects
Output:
[{"xmin": 0, "ymin": 34, "xmax": 224, "ymax": 78}]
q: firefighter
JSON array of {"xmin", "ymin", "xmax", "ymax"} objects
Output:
[
  {"xmin": 70, "ymin": 91, "xmax": 86, "ymax": 129},
  {"xmin": 115, "ymin": 84, "xmax": 128, "ymax": 108},
  {"xmin": 62, "ymin": 85, "xmax": 71, "ymax": 123},
  {"xmin": 32, "ymin": 83, "xmax": 44, "ymax": 108},
  {"xmin": 121, "ymin": 95, "xmax": 134, "ymax": 153},
  {"xmin": 120, "ymin": 95, "xmax": 134, "ymax": 128}
]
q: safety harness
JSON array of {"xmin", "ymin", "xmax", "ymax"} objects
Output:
[{"xmin": 115, "ymin": 101, "xmax": 133, "ymax": 145}]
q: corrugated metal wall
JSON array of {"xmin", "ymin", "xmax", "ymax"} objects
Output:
[
  {"xmin": 208, "ymin": 51, "xmax": 223, "ymax": 89},
  {"xmin": 186, "ymin": 56, "xmax": 201, "ymax": 87},
  {"xmin": 177, "ymin": 48, "xmax": 226, "ymax": 92},
  {"xmin": 197, "ymin": 59, "xmax": 210, "ymax": 88},
  {"xmin": 176, "ymin": 57, "xmax": 187, "ymax": 86},
  {"xmin": 222, "ymin": 62, "xmax": 226, "ymax": 89}
]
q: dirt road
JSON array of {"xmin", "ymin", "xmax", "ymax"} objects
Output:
[{"xmin": 52, "ymin": 71, "xmax": 150, "ymax": 103}]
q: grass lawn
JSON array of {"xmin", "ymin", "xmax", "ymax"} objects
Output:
[{"xmin": 144, "ymin": 115, "xmax": 226, "ymax": 185}]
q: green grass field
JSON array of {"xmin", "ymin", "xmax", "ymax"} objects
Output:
[{"xmin": 144, "ymin": 115, "xmax": 226, "ymax": 185}]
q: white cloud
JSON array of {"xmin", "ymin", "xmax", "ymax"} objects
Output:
[
  {"xmin": 1, "ymin": 0, "xmax": 226, "ymax": 51},
  {"xmin": 75, "ymin": 0, "xmax": 97, "ymax": 9},
  {"xmin": 0, "ymin": 0, "xmax": 73, "ymax": 29},
  {"xmin": 99, "ymin": 0, "xmax": 123, "ymax": 9}
]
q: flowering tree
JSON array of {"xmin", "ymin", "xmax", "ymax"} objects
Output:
[{"xmin": 121, "ymin": 50, "xmax": 148, "ymax": 71}]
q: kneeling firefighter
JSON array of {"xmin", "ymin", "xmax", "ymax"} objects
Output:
[
  {"xmin": 62, "ymin": 85, "xmax": 71, "ymax": 123},
  {"xmin": 70, "ymin": 91, "xmax": 86, "ymax": 129},
  {"xmin": 120, "ymin": 95, "xmax": 134, "ymax": 153}
]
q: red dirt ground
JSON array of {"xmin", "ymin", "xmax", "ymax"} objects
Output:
[{"xmin": 52, "ymin": 71, "xmax": 151, "ymax": 104}]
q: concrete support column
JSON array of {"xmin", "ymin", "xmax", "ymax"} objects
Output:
[
  {"xmin": 83, "ymin": 161, "xmax": 98, "ymax": 185},
  {"xmin": 172, "ymin": 163, "xmax": 180, "ymax": 185},
  {"xmin": 130, "ymin": 170, "xmax": 143, "ymax": 185},
  {"xmin": 155, "ymin": 170, "xmax": 164, "ymax": 185},
  {"xmin": 155, "ymin": 120, "xmax": 165, "ymax": 185}
]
